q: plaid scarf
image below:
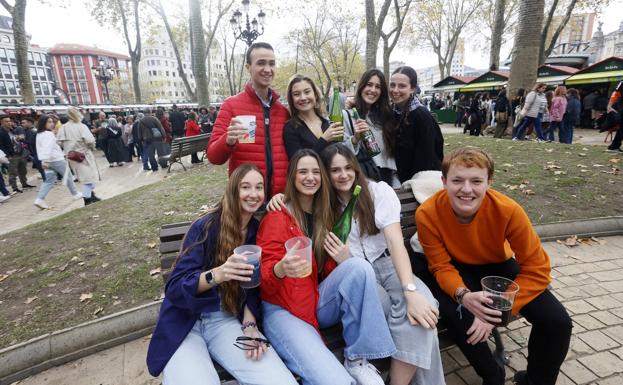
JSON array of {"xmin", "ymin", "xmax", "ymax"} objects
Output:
[{"xmin": 392, "ymin": 94, "xmax": 423, "ymax": 115}]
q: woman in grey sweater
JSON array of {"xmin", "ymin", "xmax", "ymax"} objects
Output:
[{"xmin": 512, "ymin": 83, "xmax": 548, "ymax": 142}]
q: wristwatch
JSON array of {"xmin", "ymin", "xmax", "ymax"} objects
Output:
[
  {"xmin": 205, "ymin": 270, "xmax": 218, "ymax": 286},
  {"xmin": 403, "ymin": 282, "xmax": 417, "ymax": 292}
]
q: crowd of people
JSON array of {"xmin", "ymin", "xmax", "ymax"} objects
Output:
[
  {"xmin": 0, "ymin": 103, "xmax": 219, "ymax": 207},
  {"xmin": 146, "ymin": 42, "xmax": 572, "ymax": 385}
]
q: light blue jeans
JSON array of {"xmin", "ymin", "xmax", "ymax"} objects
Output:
[
  {"xmin": 36, "ymin": 160, "xmax": 78, "ymax": 200},
  {"xmin": 162, "ymin": 311, "xmax": 297, "ymax": 385},
  {"xmin": 262, "ymin": 257, "xmax": 397, "ymax": 385}
]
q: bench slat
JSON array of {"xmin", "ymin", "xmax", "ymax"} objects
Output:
[{"xmin": 160, "ymin": 240, "xmax": 183, "ymax": 254}]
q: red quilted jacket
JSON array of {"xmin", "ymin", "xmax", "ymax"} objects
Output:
[
  {"xmin": 207, "ymin": 83, "xmax": 290, "ymax": 196},
  {"xmin": 257, "ymin": 209, "xmax": 337, "ymax": 329}
]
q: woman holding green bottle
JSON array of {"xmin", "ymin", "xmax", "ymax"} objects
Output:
[
  {"xmin": 258, "ymin": 149, "xmax": 396, "ymax": 385},
  {"xmin": 320, "ymin": 144, "xmax": 445, "ymax": 385}
]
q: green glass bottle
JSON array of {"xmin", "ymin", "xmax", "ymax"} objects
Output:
[
  {"xmin": 329, "ymin": 88, "xmax": 343, "ymax": 142},
  {"xmin": 352, "ymin": 108, "xmax": 381, "ymax": 157},
  {"xmin": 332, "ymin": 184, "xmax": 362, "ymax": 243}
]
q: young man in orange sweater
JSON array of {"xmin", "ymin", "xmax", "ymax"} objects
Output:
[{"xmin": 416, "ymin": 147, "xmax": 572, "ymax": 385}]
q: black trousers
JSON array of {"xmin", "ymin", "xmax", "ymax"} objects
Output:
[
  {"xmin": 426, "ymin": 258, "xmax": 572, "ymax": 385},
  {"xmin": 609, "ymin": 110, "xmax": 623, "ymax": 150}
]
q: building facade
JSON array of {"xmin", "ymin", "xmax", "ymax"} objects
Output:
[
  {"xmin": 140, "ymin": 29, "xmax": 228, "ymax": 104},
  {"xmin": 49, "ymin": 44, "xmax": 131, "ymax": 105},
  {"xmin": 589, "ymin": 21, "xmax": 623, "ymax": 63},
  {"xmin": 0, "ymin": 15, "xmax": 56, "ymax": 105}
]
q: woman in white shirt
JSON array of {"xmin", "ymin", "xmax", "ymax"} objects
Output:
[
  {"xmin": 320, "ymin": 144, "xmax": 445, "ymax": 385},
  {"xmin": 34, "ymin": 115, "xmax": 82, "ymax": 209}
]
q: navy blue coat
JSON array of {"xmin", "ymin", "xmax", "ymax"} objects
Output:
[{"xmin": 146, "ymin": 213, "xmax": 260, "ymax": 376}]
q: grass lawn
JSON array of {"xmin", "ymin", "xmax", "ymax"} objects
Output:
[{"xmin": 0, "ymin": 134, "xmax": 621, "ymax": 349}]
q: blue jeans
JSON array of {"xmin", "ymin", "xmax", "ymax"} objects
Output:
[
  {"xmin": 514, "ymin": 113, "xmax": 543, "ymax": 140},
  {"xmin": 560, "ymin": 118, "xmax": 574, "ymax": 144},
  {"xmin": 37, "ymin": 160, "xmax": 78, "ymax": 200},
  {"xmin": 455, "ymin": 110, "xmax": 463, "ymax": 126},
  {"xmin": 163, "ymin": 311, "xmax": 297, "ymax": 385},
  {"xmin": 0, "ymin": 171, "xmax": 8, "ymax": 196},
  {"xmin": 545, "ymin": 121, "xmax": 562, "ymax": 142},
  {"xmin": 262, "ymin": 257, "xmax": 396, "ymax": 385},
  {"xmin": 144, "ymin": 140, "xmax": 161, "ymax": 171},
  {"xmin": 141, "ymin": 143, "xmax": 150, "ymax": 170}
]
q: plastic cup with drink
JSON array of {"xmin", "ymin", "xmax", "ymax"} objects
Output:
[
  {"xmin": 234, "ymin": 245, "xmax": 262, "ymax": 289},
  {"xmin": 480, "ymin": 276, "xmax": 520, "ymax": 327},
  {"xmin": 235, "ymin": 115, "xmax": 256, "ymax": 143},
  {"xmin": 284, "ymin": 236, "xmax": 312, "ymax": 278}
]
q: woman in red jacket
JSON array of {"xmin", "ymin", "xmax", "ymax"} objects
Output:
[
  {"xmin": 185, "ymin": 111, "xmax": 202, "ymax": 164},
  {"xmin": 257, "ymin": 149, "xmax": 396, "ymax": 385}
]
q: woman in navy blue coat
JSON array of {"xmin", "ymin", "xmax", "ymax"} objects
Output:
[{"xmin": 146, "ymin": 164, "xmax": 296, "ymax": 385}]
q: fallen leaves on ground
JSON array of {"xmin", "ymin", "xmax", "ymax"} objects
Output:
[
  {"xmin": 164, "ymin": 211, "xmax": 175, "ymax": 216},
  {"xmin": 147, "ymin": 242, "xmax": 157, "ymax": 249},
  {"xmin": 93, "ymin": 307, "xmax": 103, "ymax": 316},
  {"xmin": 24, "ymin": 296, "xmax": 38, "ymax": 304},
  {"xmin": 0, "ymin": 274, "xmax": 8, "ymax": 283},
  {"xmin": 79, "ymin": 293, "xmax": 93, "ymax": 302},
  {"xmin": 610, "ymin": 158, "xmax": 620, "ymax": 164},
  {"xmin": 544, "ymin": 164, "xmax": 562, "ymax": 170},
  {"xmin": 557, "ymin": 235, "xmax": 608, "ymax": 247},
  {"xmin": 150, "ymin": 267, "xmax": 161, "ymax": 276}
]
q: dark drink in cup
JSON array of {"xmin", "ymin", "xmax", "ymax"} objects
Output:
[
  {"xmin": 234, "ymin": 245, "xmax": 262, "ymax": 289},
  {"xmin": 481, "ymin": 276, "xmax": 519, "ymax": 328},
  {"xmin": 485, "ymin": 296, "xmax": 513, "ymax": 326}
]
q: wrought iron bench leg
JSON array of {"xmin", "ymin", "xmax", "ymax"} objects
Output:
[{"xmin": 492, "ymin": 328, "xmax": 509, "ymax": 367}]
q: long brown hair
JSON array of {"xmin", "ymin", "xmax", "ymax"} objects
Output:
[
  {"xmin": 320, "ymin": 144, "xmax": 379, "ymax": 237},
  {"xmin": 286, "ymin": 74, "xmax": 326, "ymax": 127},
  {"xmin": 175, "ymin": 164, "xmax": 264, "ymax": 315},
  {"xmin": 283, "ymin": 149, "xmax": 334, "ymax": 272}
]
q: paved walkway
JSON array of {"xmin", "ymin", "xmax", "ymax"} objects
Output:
[
  {"xmin": 14, "ymin": 236, "xmax": 623, "ymax": 385},
  {"xmin": 0, "ymin": 151, "xmax": 203, "ymax": 235}
]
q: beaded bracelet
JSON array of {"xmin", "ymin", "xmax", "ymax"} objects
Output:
[{"xmin": 241, "ymin": 321, "xmax": 257, "ymax": 331}]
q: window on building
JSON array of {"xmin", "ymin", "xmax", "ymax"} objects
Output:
[
  {"xmin": 28, "ymin": 52, "xmax": 34, "ymax": 64},
  {"xmin": 169, "ymin": 91, "xmax": 172, "ymax": 96},
  {"xmin": 155, "ymin": 49, "xmax": 159, "ymax": 55},
  {"xmin": 157, "ymin": 60, "xmax": 161, "ymax": 65},
  {"xmin": 62, "ymin": 55, "xmax": 70, "ymax": 66},
  {"xmin": 74, "ymin": 56, "xmax": 83, "ymax": 66},
  {"xmin": 38, "ymin": 53, "xmax": 45, "ymax": 66},
  {"xmin": 77, "ymin": 69, "xmax": 86, "ymax": 80},
  {"xmin": 31, "ymin": 70, "xmax": 38, "ymax": 80},
  {"xmin": 1, "ymin": 64, "xmax": 10, "ymax": 77},
  {"xmin": 175, "ymin": 91, "xmax": 178, "ymax": 97},
  {"xmin": 70, "ymin": 95, "xmax": 79, "ymax": 104},
  {"xmin": 82, "ymin": 94, "xmax": 91, "ymax": 104},
  {"xmin": 10, "ymin": 65, "xmax": 17, "ymax": 78},
  {"xmin": 0, "ymin": 35, "xmax": 10, "ymax": 43},
  {"xmin": 0, "ymin": 48, "xmax": 6, "ymax": 62},
  {"xmin": 166, "ymin": 71, "xmax": 169, "ymax": 77},
  {"xmin": 47, "ymin": 68, "xmax": 53, "ymax": 80},
  {"xmin": 6, "ymin": 81, "xmax": 16, "ymax": 95},
  {"xmin": 37, "ymin": 67, "xmax": 45, "ymax": 79},
  {"xmin": 64, "ymin": 69, "xmax": 73, "ymax": 80},
  {"xmin": 68, "ymin": 83, "xmax": 76, "ymax": 93},
  {"xmin": 41, "ymin": 82, "xmax": 50, "ymax": 95},
  {"xmin": 79, "ymin": 82, "xmax": 87, "ymax": 92},
  {"xmin": 0, "ymin": 81, "xmax": 6, "ymax": 95},
  {"xmin": 34, "ymin": 82, "xmax": 41, "ymax": 95},
  {"xmin": 7, "ymin": 49, "xmax": 15, "ymax": 62},
  {"xmin": 172, "ymin": 71, "xmax": 176, "ymax": 77}
]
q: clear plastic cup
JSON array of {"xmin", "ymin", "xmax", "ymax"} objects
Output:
[
  {"xmin": 481, "ymin": 276, "xmax": 520, "ymax": 327},
  {"xmin": 234, "ymin": 245, "xmax": 262, "ymax": 288},
  {"xmin": 284, "ymin": 236, "xmax": 312, "ymax": 277},
  {"xmin": 236, "ymin": 115, "xmax": 256, "ymax": 143}
]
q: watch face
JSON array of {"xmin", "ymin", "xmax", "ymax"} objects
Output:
[{"xmin": 206, "ymin": 271, "xmax": 214, "ymax": 284}]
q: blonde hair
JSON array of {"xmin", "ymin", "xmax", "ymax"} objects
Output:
[{"xmin": 67, "ymin": 107, "xmax": 83, "ymax": 123}]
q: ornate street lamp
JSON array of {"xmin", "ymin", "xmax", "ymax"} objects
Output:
[
  {"xmin": 229, "ymin": 0, "xmax": 266, "ymax": 47},
  {"xmin": 92, "ymin": 58, "xmax": 114, "ymax": 104}
]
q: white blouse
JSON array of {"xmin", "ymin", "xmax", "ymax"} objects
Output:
[
  {"xmin": 36, "ymin": 131, "xmax": 65, "ymax": 162},
  {"xmin": 346, "ymin": 180, "xmax": 401, "ymax": 263}
]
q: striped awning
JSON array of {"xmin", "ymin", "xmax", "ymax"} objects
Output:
[
  {"xmin": 458, "ymin": 81, "xmax": 507, "ymax": 92},
  {"xmin": 564, "ymin": 70, "xmax": 623, "ymax": 85}
]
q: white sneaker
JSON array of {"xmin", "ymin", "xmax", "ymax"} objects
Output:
[
  {"xmin": 344, "ymin": 358, "xmax": 384, "ymax": 385},
  {"xmin": 72, "ymin": 192, "xmax": 83, "ymax": 200},
  {"xmin": 0, "ymin": 195, "xmax": 10, "ymax": 203},
  {"xmin": 34, "ymin": 198, "xmax": 49, "ymax": 209}
]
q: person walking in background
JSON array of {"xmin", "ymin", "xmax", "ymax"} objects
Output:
[
  {"xmin": 33, "ymin": 115, "xmax": 82, "ymax": 209},
  {"xmin": 156, "ymin": 109, "xmax": 172, "ymax": 169},
  {"xmin": 185, "ymin": 111, "xmax": 203, "ymax": 164},
  {"xmin": 0, "ymin": 148, "xmax": 11, "ymax": 203},
  {"xmin": 541, "ymin": 90, "xmax": 554, "ymax": 141},
  {"xmin": 389, "ymin": 66, "xmax": 444, "ymax": 183},
  {"xmin": 57, "ymin": 107, "xmax": 101, "ymax": 206},
  {"xmin": 606, "ymin": 81, "xmax": 622, "ymax": 152},
  {"xmin": 0, "ymin": 115, "xmax": 35, "ymax": 193},
  {"xmin": 138, "ymin": 111, "xmax": 166, "ymax": 172},
  {"xmin": 466, "ymin": 93, "xmax": 482, "ymax": 136},
  {"xmin": 22, "ymin": 117, "xmax": 46, "ymax": 181},
  {"xmin": 453, "ymin": 95, "xmax": 466, "ymax": 128},
  {"xmin": 582, "ymin": 89, "xmax": 598, "ymax": 128},
  {"xmin": 91, "ymin": 111, "xmax": 109, "ymax": 155},
  {"xmin": 104, "ymin": 118, "xmax": 126, "ymax": 167},
  {"xmin": 493, "ymin": 89, "xmax": 510, "ymax": 138},
  {"xmin": 547, "ymin": 86, "xmax": 567, "ymax": 143},
  {"xmin": 513, "ymin": 83, "xmax": 548, "ymax": 142},
  {"xmin": 169, "ymin": 104, "xmax": 186, "ymax": 139},
  {"xmin": 198, "ymin": 106, "xmax": 212, "ymax": 134},
  {"xmin": 561, "ymin": 88, "xmax": 581, "ymax": 144},
  {"xmin": 123, "ymin": 115, "xmax": 135, "ymax": 162}
]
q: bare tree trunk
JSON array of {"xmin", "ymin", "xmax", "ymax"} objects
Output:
[
  {"xmin": 540, "ymin": 0, "xmax": 577, "ymax": 64},
  {"xmin": 1, "ymin": 0, "xmax": 34, "ymax": 104},
  {"xmin": 489, "ymin": 0, "xmax": 506, "ymax": 70},
  {"xmin": 365, "ymin": 0, "xmax": 392, "ymax": 70},
  {"xmin": 189, "ymin": 0, "xmax": 209, "ymax": 106},
  {"xmin": 117, "ymin": 0, "xmax": 142, "ymax": 103},
  {"xmin": 150, "ymin": 0, "xmax": 195, "ymax": 100},
  {"xmin": 380, "ymin": 0, "xmax": 412, "ymax": 79},
  {"xmin": 508, "ymin": 0, "xmax": 544, "ymax": 98}
]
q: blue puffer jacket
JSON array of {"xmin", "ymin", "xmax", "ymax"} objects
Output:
[{"xmin": 565, "ymin": 96, "xmax": 581, "ymax": 125}]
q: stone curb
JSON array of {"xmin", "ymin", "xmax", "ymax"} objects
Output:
[
  {"xmin": 1, "ymin": 216, "xmax": 622, "ymax": 385},
  {"xmin": 0, "ymin": 301, "xmax": 161, "ymax": 385}
]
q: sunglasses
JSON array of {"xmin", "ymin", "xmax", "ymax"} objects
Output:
[{"xmin": 233, "ymin": 336, "xmax": 271, "ymax": 351}]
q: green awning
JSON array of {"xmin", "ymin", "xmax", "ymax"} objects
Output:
[
  {"xmin": 536, "ymin": 75, "xmax": 569, "ymax": 85},
  {"xmin": 433, "ymin": 84, "xmax": 464, "ymax": 92},
  {"xmin": 564, "ymin": 70, "xmax": 623, "ymax": 85},
  {"xmin": 458, "ymin": 81, "xmax": 506, "ymax": 92}
]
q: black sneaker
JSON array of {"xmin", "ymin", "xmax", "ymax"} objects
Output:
[
  {"xmin": 513, "ymin": 370, "xmax": 529, "ymax": 385},
  {"xmin": 13, "ymin": 188, "xmax": 23, "ymax": 193},
  {"xmin": 606, "ymin": 147, "xmax": 622, "ymax": 153},
  {"xmin": 23, "ymin": 183, "xmax": 36, "ymax": 188}
]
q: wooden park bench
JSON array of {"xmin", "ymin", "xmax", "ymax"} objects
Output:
[
  {"xmin": 163, "ymin": 133, "xmax": 211, "ymax": 172},
  {"xmin": 158, "ymin": 189, "xmax": 509, "ymax": 382}
]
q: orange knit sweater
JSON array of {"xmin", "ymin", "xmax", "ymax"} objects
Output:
[{"xmin": 415, "ymin": 189, "xmax": 551, "ymax": 315}]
